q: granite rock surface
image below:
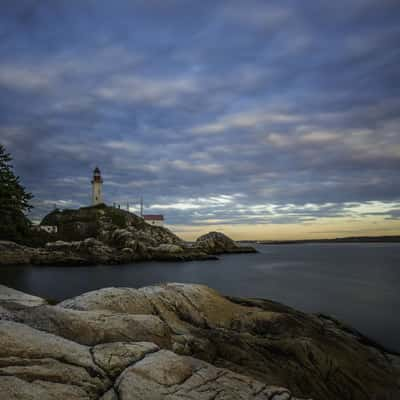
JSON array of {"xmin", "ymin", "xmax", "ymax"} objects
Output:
[{"xmin": 0, "ymin": 283, "xmax": 399, "ymax": 399}]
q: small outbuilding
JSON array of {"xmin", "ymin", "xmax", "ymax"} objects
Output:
[{"xmin": 143, "ymin": 214, "xmax": 164, "ymax": 226}]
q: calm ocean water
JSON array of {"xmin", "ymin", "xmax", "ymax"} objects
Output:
[{"xmin": 1, "ymin": 243, "xmax": 399, "ymax": 351}]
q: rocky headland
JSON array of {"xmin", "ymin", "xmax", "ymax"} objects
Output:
[
  {"xmin": 0, "ymin": 283, "xmax": 399, "ymax": 399},
  {"xmin": 0, "ymin": 204, "xmax": 255, "ymax": 266}
]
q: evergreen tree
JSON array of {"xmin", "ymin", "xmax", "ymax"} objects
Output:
[{"xmin": 0, "ymin": 144, "xmax": 33, "ymax": 241}]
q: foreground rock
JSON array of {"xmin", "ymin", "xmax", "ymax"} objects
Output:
[
  {"xmin": 0, "ymin": 285, "xmax": 46, "ymax": 307},
  {"xmin": 0, "ymin": 283, "xmax": 399, "ymax": 399},
  {"xmin": 0, "ymin": 205, "xmax": 255, "ymax": 265}
]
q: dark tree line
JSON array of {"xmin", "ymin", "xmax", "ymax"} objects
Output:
[{"xmin": 0, "ymin": 144, "xmax": 33, "ymax": 241}]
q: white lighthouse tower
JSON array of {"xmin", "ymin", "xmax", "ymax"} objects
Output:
[{"xmin": 91, "ymin": 166, "xmax": 103, "ymax": 205}]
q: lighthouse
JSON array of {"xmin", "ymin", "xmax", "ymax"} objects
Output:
[{"xmin": 91, "ymin": 166, "xmax": 103, "ymax": 205}]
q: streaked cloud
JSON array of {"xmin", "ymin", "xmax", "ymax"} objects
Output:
[
  {"xmin": 97, "ymin": 75, "xmax": 198, "ymax": 107},
  {"xmin": 170, "ymin": 160, "xmax": 225, "ymax": 175},
  {"xmin": 190, "ymin": 109, "xmax": 302, "ymax": 134}
]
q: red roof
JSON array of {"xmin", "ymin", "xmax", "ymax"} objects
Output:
[{"xmin": 143, "ymin": 214, "xmax": 164, "ymax": 221}]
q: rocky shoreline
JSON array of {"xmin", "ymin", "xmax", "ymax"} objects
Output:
[
  {"xmin": 0, "ymin": 205, "xmax": 256, "ymax": 266},
  {"xmin": 0, "ymin": 220, "xmax": 256, "ymax": 266},
  {"xmin": 0, "ymin": 239, "xmax": 217, "ymax": 266},
  {"xmin": 0, "ymin": 283, "xmax": 399, "ymax": 399},
  {"xmin": 0, "ymin": 232, "xmax": 255, "ymax": 266}
]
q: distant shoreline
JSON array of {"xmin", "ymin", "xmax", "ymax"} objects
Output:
[{"xmin": 239, "ymin": 235, "xmax": 400, "ymax": 245}]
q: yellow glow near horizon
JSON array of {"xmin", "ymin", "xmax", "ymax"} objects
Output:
[{"xmin": 167, "ymin": 216, "xmax": 400, "ymax": 241}]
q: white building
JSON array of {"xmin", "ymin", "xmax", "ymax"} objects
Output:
[
  {"xmin": 143, "ymin": 214, "xmax": 164, "ymax": 226},
  {"xmin": 91, "ymin": 166, "xmax": 103, "ymax": 205},
  {"xmin": 41, "ymin": 225, "xmax": 58, "ymax": 234},
  {"xmin": 32, "ymin": 225, "xmax": 58, "ymax": 234}
]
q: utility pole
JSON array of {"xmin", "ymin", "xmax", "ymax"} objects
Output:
[{"xmin": 140, "ymin": 196, "xmax": 143, "ymax": 217}]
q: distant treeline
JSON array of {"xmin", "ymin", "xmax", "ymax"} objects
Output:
[{"xmin": 240, "ymin": 236, "xmax": 400, "ymax": 245}]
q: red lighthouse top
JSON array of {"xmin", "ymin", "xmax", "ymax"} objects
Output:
[{"xmin": 92, "ymin": 166, "xmax": 103, "ymax": 183}]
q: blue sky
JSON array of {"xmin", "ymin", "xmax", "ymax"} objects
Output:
[{"xmin": 1, "ymin": 0, "xmax": 400, "ymax": 239}]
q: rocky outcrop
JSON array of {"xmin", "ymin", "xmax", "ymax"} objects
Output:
[
  {"xmin": 196, "ymin": 231, "xmax": 257, "ymax": 254},
  {"xmin": 0, "ymin": 240, "xmax": 90, "ymax": 266},
  {"xmin": 0, "ymin": 285, "xmax": 46, "ymax": 307},
  {"xmin": 0, "ymin": 238, "xmax": 217, "ymax": 265},
  {"xmin": 41, "ymin": 206, "xmax": 256, "ymax": 259},
  {"xmin": 0, "ymin": 206, "xmax": 255, "ymax": 265},
  {"xmin": 0, "ymin": 240, "xmax": 35, "ymax": 265},
  {"xmin": 1, "ymin": 283, "xmax": 399, "ymax": 399},
  {"xmin": 0, "ymin": 240, "xmax": 104, "ymax": 266},
  {"xmin": 0, "ymin": 320, "xmax": 111, "ymax": 399},
  {"xmin": 0, "ymin": 320, "xmax": 303, "ymax": 400},
  {"xmin": 7, "ymin": 304, "xmax": 172, "ymax": 348},
  {"xmin": 41, "ymin": 204, "xmax": 182, "ymax": 246},
  {"xmin": 112, "ymin": 349, "xmax": 304, "ymax": 400}
]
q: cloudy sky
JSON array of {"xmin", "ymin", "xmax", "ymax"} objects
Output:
[{"xmin": 1, "ymin": 0, "xmax": 400, "ymax": 240}]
